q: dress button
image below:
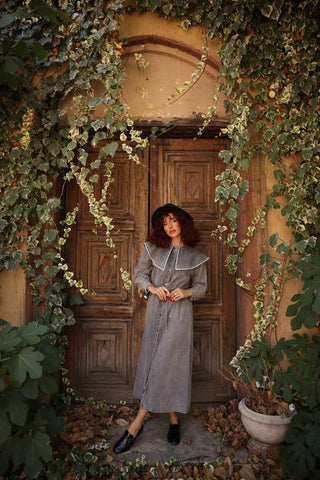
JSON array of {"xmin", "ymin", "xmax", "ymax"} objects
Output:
[
  {"xmin": 169, "ymin": 269, "xmax": 172, "ymax": 272},
  {"xmin": 164, "ymin": 282, "xmax": 168, "ymax": 286}
]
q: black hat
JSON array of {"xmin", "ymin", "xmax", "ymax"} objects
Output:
[{"xmin": 151, "ymin": 203, "xmax": 194, "ymax": 228}]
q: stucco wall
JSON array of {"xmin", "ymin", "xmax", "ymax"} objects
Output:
[
  {"xmin": 2, "ymin": 11, "xmax": 316, "ymax": 344},
  {"xmin": 118, "ymin": 12, "xmax": 226, "ymax": 122},
  {"xmin": 265, "ymin": 158, "xmax": 320, "ymax": 340}
]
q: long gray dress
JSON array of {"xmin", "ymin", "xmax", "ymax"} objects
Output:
[{"xmin": 133, "ymin": 241, "xmax": 208, "ymax": 414}]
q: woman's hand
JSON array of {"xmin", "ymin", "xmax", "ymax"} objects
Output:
[
  {"xmin": 170, "ymin": 288, "xmax": 192, "ymax": 302},
  {"xmin": 147, "ymin": 285, "xmax": 170, "ymax": 302}
]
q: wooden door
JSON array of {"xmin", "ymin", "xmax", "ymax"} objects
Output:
[
  {"xmin": 64, "ymin": 138, "xmax": 235, "ymax": 402},
  {"xmin": 64, "ymin": 146, "xmax": 149, "ymax": 402},
  {"xmin": 150, "ymin": 139, "xmax": 235, "ymax": 401}
]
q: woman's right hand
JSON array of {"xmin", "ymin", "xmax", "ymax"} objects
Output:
[{"xmin": 147, "ymin": 285, "xmax": 170, "ymax": 302}]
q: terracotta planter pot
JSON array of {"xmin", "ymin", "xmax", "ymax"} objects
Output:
[{"xmin": 239, "ymin": 398, "xmax": 293, "ymax": 448}]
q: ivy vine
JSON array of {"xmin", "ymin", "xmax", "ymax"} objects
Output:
[{"xmin": 0, "ymin": 0, "xmax": 319, "ymax": 476}]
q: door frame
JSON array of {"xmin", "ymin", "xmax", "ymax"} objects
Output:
[{"xmin": 62, "ymin": 129, "xmax": 237, "ymax": 403}]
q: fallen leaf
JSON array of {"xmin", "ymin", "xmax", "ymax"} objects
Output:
[
  {"xmin": 213, "ymin": 466, "xmax": 227, "ymax": 480},
  {"xmin": 239, "ymin": 465, "xmax": 256, "ymax": 480},
  {"xmin": 157, "ymin": 462, "xmax": 168, "ymax": 480},
  {"xmin": 220, "ymin": 449, "xmax": 236, "ymax": 458},
  {"xmin": 116, "ymin": 418, "xmax": 129, "ymax": 426},
  {"xmin": 183, "ymin": 437, "xmax": 192, "ymax": 446},
  {"xmin": 183, "ymin": 465, "xmax": 193, "ymax": 477},
  {"xmin": 224, "ymin": 456, "xmax": 233, "ymax": 476},
  {"xmin": 192, "ymin": 407, "xmax": 203, "ymax": 417},
  {"xmin": 204, "ymin": 468, "xmax": 215, "ymax": 480}
]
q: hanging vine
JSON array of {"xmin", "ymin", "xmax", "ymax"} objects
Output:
[{"xmin": 0, "ymin": 0, "xmax": 319, "ymax": 476}]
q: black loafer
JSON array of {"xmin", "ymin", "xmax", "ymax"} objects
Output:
[
  {"xmin": 167, "ymin": 421, "xmax": 180, "ymax": 445},
  {"xmin": 113, "ymin": 425, "xmax": 143, "ymax": 454}
]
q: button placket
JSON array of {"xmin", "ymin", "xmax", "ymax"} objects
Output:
[
  {"xmin": 140, "ymin": 247, "xmax": 178, "ymax": 403},
  {"xmin": 141, "ymin": 299, "xmax": 165, "ymax": 400}
]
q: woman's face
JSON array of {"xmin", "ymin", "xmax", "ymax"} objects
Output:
[{"xmin": 162, "ymin": 213, "xmax": 182, "ymax": 242}]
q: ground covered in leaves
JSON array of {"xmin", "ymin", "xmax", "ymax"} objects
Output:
[{"xmin": 52, "ymin": 400, "xmax": 286, "ymax": 479}]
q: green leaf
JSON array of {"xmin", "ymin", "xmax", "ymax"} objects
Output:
[
  {"xmin": 89, "ymin": 174, "xmax": 99, "ymax": 183},
  {"xmin": 99, "ymin": 141, "xmax": 118, "ymax": 158},
  {"xmin": 67, "ymin": 140, "xmax": 77, "ymax": 151},
  {"xmin": 30, "ymin": 0, "xmax": 71, "ymax": 24},
  {"xmin": 291, "ymin": 314, "xmax": 302, "ymax": 331},
  {"xmin": 312, "ymin": 290, "xmax": 320, "ymax": 314},
  {"xmin": 219, "ymin": 150, "xmax": 233, "ymax": 163},
  {"xmin": 30, "ymin": 41, "xmax": 48, "ymax": 60},
  {"xmin": 13, "ymin": 431, "xmax": 52, "ymax": 478},
  {"xmin": 0, "ymin": 324, "xmax": 21, "ymax": 352},
  {"xmin": 238, "ymin": 156, "xmax": 250, "ymax": 170},
  {"xmin": 79, "ymin": 149, "xmax": 88, "ymax": 166},
  {"xmin": 45, "ymin": 265, "xmax": 60, "ymax": 277},
  {"xmin": 8, "ymin": 346, "xmax": 44, "ymax": 383},
  {"xmin": 286, "ymin": 302, "xmax": 300, "ymax": 317},
  {"xmin": 90, "ymin": 158, "xmax": 101, "ymax": 169},
  {"xmin": 269, "ymin": 233, "xmax": 279, "ymax": 247},
  {"xmin": 291, "ymin": 305, "xmax": 318, "ymax": 331},
  {"xmin": 2, "ymin": 387, "xmax": 28, "ymax": 426},
  {"xmin": 37, "ymin": 406, "xmax": 65, "ymax": 436},
  {"xmin": 21, "ymin": 378, "xmax": 39, "ymax": 399},
  {"xmin": 260, "ymin": 253, "xmax": 272, "ymax": 265},
  {"xmin": 148, "ymin": 0, "xmax": 161, "ymax": 10},
  {"xmin": 162, "ymin": 3, "xmax": 172, "ymax": 15},
  {"xmin": 301, "ymin": 306, "xmax": 319, "ymax": 329},
  {"xmin": 226, "ymin": 206, "xmax": 239, "ymax": 222},
  {"xmin": 43, "ymin": 229, "xmax": 58, "ymax": 244},
  {"xmin": 229, "ymin": 184, "xmax": 239, "ymax": 198},
  {"xmin": 276, "ymin": 241, "xmax": 289, "ymax": 255},
  {"xmin": 88, "ymin": 97, "xmax": 102, "ymax": 108},
  {"xmin": 0, "ymin": 410, "xmax": 11, "ymax": 446},
  {"xmin": 69, "ymin": 294, "xmax": 85, "ymax": 305},
  {"xmin": 0, "ymin": 13, "xmax": 17, "ymax": 28},
  {"xmin": 91, "ymin": 131, "xmax": 106, "ymax": 146},
  {"xmin": 39, "ymin": 375, "xmax": 57, "ymax": 394},
  {"xmin": 37, "ymin": 342, "xmax": 59, "ymax": 374},
  {"xmin": 274, "ymin": 169, "xmax": 285, "ymax": 180},
  {"xmin": 18, "ymin": 322, "xmax": 47, "ymax": 346},
  {"xmin": 3, "ymin": 57, "xmax": 23, "ymax": 75},
  {"xmin": 0, "ymin": 218, "xmax": 8, "ymax": 231},
  {"xmin": 91, "ymin": 119, "xmax": 104, "ymax": 131}
]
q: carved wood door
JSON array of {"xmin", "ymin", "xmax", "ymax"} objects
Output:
[{"xmin": 64, "ymin": 138, "xmax": 235, "ymax": 403}]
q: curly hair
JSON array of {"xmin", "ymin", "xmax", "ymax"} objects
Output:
[{"xmin": 147, "ymin": 209, "xmax": 200, "ymax": 248}]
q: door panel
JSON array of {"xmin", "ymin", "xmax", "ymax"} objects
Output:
[
  {"xmin": 150, "ymin": 139, "xmax": 235, "ymax": 401},
  {"xmin": 65, "ymin": 138, "xmax": 235, "ymax": 402},
  {"xmin": 64, "ymin": 146, "xmax": 148, "ymax": 401}
]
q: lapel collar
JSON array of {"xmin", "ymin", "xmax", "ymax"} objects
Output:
[{"xmin": 144, "ymin": 242, "xmax": 208, "ymax": 271}]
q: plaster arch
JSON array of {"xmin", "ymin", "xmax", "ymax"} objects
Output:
[
  {"xmin": 90, "ymin": 34, "xmax": 228, "ymax": 126},
  {"xmin": 120, "ymin": 35, "xmax": 227, "ymax": 123}
]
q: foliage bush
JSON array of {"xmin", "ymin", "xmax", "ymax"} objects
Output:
[
  {"xmin": 280, "ymin": 409, "xmax": 320, "ymax": 480},
  {"xmin": 0, "ymin": 0, "xmax": 319, "ymax": 477},
  {"xmin": 0, "ymin": 319, "xmax": 65, "ymax": 478}
]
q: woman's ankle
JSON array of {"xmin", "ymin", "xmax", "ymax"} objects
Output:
[
  {"xmin": 128, "ymin": 420, "xmax": 143, "ymax": 437},
  {"xmin": 169, "ymin": 412, "xmax": 179, "ymax": 425}
]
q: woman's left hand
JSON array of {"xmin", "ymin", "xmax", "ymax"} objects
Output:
[{"xmin": 170, "ymin": 288, "xmax": 191, "ymax": 302}]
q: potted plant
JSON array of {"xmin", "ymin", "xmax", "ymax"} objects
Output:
[
  {"xmin": 226, "ymin": 322, "xmax": 319, "ymax": 454},
  {"xmin": 225, "ymin": 335, "xmax": 296, "ymax": 448}
]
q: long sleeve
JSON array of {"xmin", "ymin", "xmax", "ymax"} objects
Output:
[
  {"xmin": 134, "ymin": 247, "xmax": 154, "ymax": 292},
  {"xmin": 189, "ymin": 262, "xmax": 208, "ymax": 301}
]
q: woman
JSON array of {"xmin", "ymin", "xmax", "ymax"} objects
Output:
[{"xmin": 113, "ymin": 203, "xmax": 208, "ymax": 454}]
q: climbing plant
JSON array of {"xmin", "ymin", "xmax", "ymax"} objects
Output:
[{"xmin": 0, "ymin": 0, "xmax": 319, "ymax": 477}]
